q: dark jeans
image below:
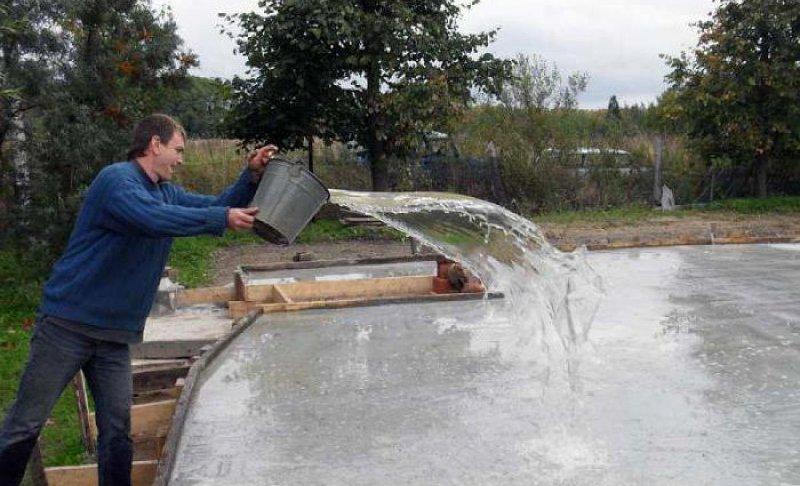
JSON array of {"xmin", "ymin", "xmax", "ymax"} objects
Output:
[{"xmin": 0, "ymin": 317, "xmax": 133, "ymax": 486}]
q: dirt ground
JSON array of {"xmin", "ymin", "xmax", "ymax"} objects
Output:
[{"xmin": 210, "ymin": 213, "xmax": 800, "ymax": 285}]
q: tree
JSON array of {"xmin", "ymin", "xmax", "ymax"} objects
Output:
[
  {"xmin": 607, "ymin": 95, "xmax": 621, "ymax": 121},
  {"xmin": 1, "ymin": 0, "xmax": 196, "ymax": 252},
  {"xmin": 664, "ymin": 0, "xmax": 800, "ymax": 197},
  {"xmin": 500, "ymin": 54, "xmax": 588, "ymax": 112},
  {"xmin": 164, "ymin": 76, "xmax": 231, "ymax": 138},
  {"xmin": 224, "ymin": 0, "xmax": 509, "ymax": 190}
]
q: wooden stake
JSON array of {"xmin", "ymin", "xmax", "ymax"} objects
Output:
[{"xmin": 72, "ymin": 371, "xmax": 95, "ymax": 453}]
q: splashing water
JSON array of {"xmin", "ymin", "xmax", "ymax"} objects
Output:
[{"xmin": 330, "ymin": 190, "xmax": 604, "ymax": 358}]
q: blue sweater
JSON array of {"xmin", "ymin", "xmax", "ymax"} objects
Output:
[{"xmin": 41, "ymin": 161, "xmax": 258, "ymax": 332}]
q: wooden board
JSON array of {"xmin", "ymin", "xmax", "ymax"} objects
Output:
[
  {"xmin": 132, "ymin": 365, "xmax": 190, "ymax": 392},
  {"xmin": 245, "ymin": 283, "xmax": 274, "ymax": 302},
  {"xmin": 242, "ymin": 275, "xmax": 433, "ymax": 306},
  {"xmin": 238, "ymin": 254, "xmax": 438, "ymax": 273},
  {"xmin": 555, "ymin": 235, "xmax": 800, "ymax": 252},
  {"xmin": 71, "ymin": 371, "xmax": 94, "ymax": 454},
  {"xmin": 229, "ymin": 291, "xmax": 501, "ymax": 318},
  {"xmin": 133, "ymin": 385, "xmax": 184, "ymax": 405},
  {"xmin": 131, "ymin": 339, "xmax": 216, "ymax": 359},
  {"xmin": 131, "ymin": 359, "xmax": 189, "ymax": 373},
  {"xmin": 44, "ymin": 460, "xmax": 157, "ymax": 486},
  {"xmin": 272, "ymin": 285, "xmax": 292, "ymax": 303},
  {"xmin": 282, "ymin": 275, "xmax": 433, "ymax": 301},
  {"xmin": 175, "ymin": 286, "xmax": 235, "ymax": 306},
  {"xmin": 88, "ymin": 400, "xmax": 177, "ymax": 445}
]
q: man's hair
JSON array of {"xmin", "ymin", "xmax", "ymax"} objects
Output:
[{"xmin": 126, "ymin": 114, "xmax": 187, "ymax": 160}]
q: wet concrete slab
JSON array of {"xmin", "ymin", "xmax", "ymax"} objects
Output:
[
  {"xmin": 244, "ymin": 260, "xmax": 436, "ymax": 285},
  {"xmin": 169, "ymin": 244, "xmax": 800, "ymax": 485}
]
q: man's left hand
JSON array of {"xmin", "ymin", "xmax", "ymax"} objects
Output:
[{"xmin": 247, "ymin": 144, "xmax": 279, "ymax": 176}]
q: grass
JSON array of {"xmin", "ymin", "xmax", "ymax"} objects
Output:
[
  {"xmin": 534, "ymin": 196, "xmax": 800, "ymax": 225},
  {"xmin": 534, "ymin": 203, "xmax": 674, "ymax": 225},
  {"xmin": 705, "ymin": 196, "xmax": 800, "ymax": 213},
  {"xmin": 0, "ymin": 250, "xmax": 87, "ymax": 469},
  {"xmin": 168, "ymin": 231, "xmax": 262, "ymax": 288},
  {"xmin": 294, "ymin": 219, "xmax": 404, "ymax": 244}
]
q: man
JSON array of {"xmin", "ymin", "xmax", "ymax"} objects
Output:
[{"xmin": 0, "ymin": 114, "xmax": 276, "ymax": 485}]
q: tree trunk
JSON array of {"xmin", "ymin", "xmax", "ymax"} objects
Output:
[
  {"xmin": 755, "ymin": 153, "xmax": 768, "ymax": 198},
  {"xmin": 365, "ymin": 58, "xmax": 388, "ymax": 191},
  {"xmin": 9, "ymin": 101, "xmax": 30, "ymax": 209},
  {"xmin": 307, "ymin": 135, "xmax": 314, "ymax": 173}
]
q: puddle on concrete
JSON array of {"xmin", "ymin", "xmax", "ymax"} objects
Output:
[{"xmin": 170, "ymin": 244, "xmax": 800, "ymax": 485}]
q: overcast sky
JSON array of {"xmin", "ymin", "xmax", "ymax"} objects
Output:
[{"xmin": 152, "ymin": 0, "xmax": 715, "ymax": 109}]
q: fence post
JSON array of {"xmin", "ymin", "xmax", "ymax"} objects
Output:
[
  {"xmin": 709, "ymin": 167, "xmax": 715, "ymax": 203},
  {"xmin": 653, "ymin": 135, "xmax": 663, "ymax": 205}
]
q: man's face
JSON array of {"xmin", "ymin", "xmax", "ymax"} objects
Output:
[{"xmin": 152, "ymin": 132, "xmax": 185, "ymax": 182}]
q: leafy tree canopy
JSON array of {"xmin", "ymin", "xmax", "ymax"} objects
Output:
[
  {"xmin": 223, "ymin": 0, "xmax": 510, "ymax": 189},
  {"xmin": 1, "ymin": 0, "xmax": 195, "ymax": 252},
  {"xmin": 664, "ymin": 0, "xmax": 800, "ymax": 197}
]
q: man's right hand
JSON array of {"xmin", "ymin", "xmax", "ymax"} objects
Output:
[{"xmin": 227, "ymin": 207, "xmax": 259, "ymax": 230}]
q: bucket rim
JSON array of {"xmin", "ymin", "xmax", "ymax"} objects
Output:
[{"xmin": 267, "ymin": 158, "xmax": 331, "ymax": 202}]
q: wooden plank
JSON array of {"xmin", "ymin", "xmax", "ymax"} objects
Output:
[
  {"xmin": 154, "ymin": 312, "xmax": 262, "ymax": 486},
  {"xmin": 272, "ymin": 285, "xmax": 292, "ymax": 303},
  {"xmin": 130, "ymin": 400, "xmax": 176, "ymax": 439},
  {"xmin": 234, "ymin": 276, "xmax": 433, "ymax": 309},
  {"xmin": 239, "ymin": 254, "xmax": 438, "ymax": 273},
  {"xmin": 244, "ymin": 283, "xmax": 274, "ymax": 302},
  {"xmin": 131, "ymin": 340, "xmax": 216, "ymax": 359},
  {"xmin": 229, "ymin": 278, "xmax": 498, "ymax": 318},
  {"xmin": 132, "ymin": 365, "xmax": 190, "ymax": 392},
  {"xmin": 280, "ymin": 275, "xmax": 433, "ymax": 302},
  {"xmin": 132, "ymin": 436, "xmax": 166, "ymax": 461},
  {"xmin": 175, "ymin": 286, "xmax": 236, "ymax": 306},
  {"xmin": 555, "ymin": 235, "xmax": 800, "ymax": 252},
  {"xmin": 238, "ymin": 290, "xmax": 503, "ymax": 315},
  {"xmin": 132, "ymin": 359, "xmax": 189, "ymax": 373},
  {"xmin": 228, "ymin": 300, "xmax": 250, "ymax": 319},
  {"xmin": 234, "ymin": 270, "xmax": 247, "ymax": 301},
  {"xmin": 45, "ymin": 460, "xmax": 157, "ymax": 486},
  {"xmin": 71, "ymin": 371, "xmax": 94, "ymax": 453},
  {"xmin": 89, "ymin": 400, "xmax": 177, "ymax": 443},
  {"xmin": 133, "ymin": 385, "xmax": 184, "ymax": 405}
]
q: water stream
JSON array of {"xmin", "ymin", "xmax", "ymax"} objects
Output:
[{"xmin": 330, "ymin": 189, "xmax": 604, "ymax": 358}]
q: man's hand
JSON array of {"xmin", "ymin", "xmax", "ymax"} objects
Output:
[
  {"xmin": 227, "ymin": 207, "xmax": 259, "ymax": 231},
  {"xmin": 247, "ymin": 144, "xmax": 279, "ymax": 175}
]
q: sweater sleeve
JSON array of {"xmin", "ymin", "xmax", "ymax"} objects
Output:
[
  {"xmin": 171, "ymin": 168, "xmax": 258, "ymax": 208},
  {"xmin": 101, "ymin": 176, "xmax": 229, "ymax": 237}
]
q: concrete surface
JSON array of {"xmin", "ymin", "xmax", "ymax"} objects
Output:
[
  {"xmin": 144, "ymin": 306, "xmax": 231, "ymax": 342},
  {"xmin": 169, "ymin": 244, "xmax": 800, "ymax": 485}
]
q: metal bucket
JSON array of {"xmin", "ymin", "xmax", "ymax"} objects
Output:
[{"xmin": 249, "ymin": 158, "xmax": 330, "ymax": 245}]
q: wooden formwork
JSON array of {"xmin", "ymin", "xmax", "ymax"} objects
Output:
[
  {"xmin": 45, "ymin": 360, "xmax": 193, "ymax": 486},
  {"xmin": 237, "ymin": 254, "xmax": 439, "ymax": 273},
  {"xmin": 44, "ymin": 461, "xmax": 159, "ymax": 486}
]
